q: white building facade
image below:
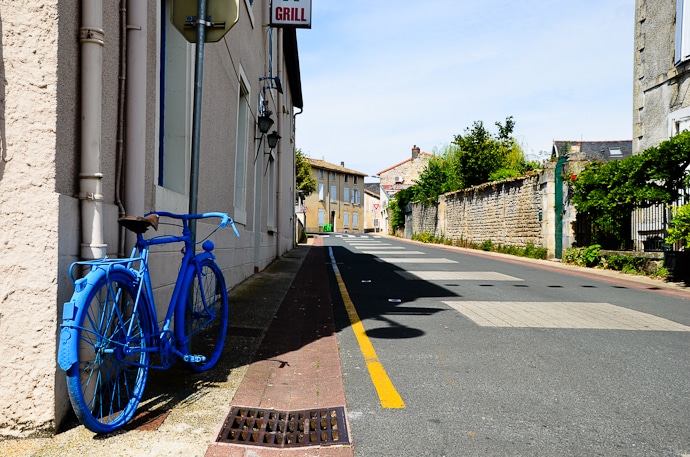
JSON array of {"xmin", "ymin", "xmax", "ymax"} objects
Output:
[{"xmin": 0, "ymin": 0, "xmax": 303, "ymax": 435}]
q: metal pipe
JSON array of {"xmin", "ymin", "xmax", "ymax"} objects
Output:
[
  {"xmin": 125, "ymin": 0, "xmax": 147, "ymax": 251},
  {"xmin": 188, "ymin": 0, "xmax": 208, "ymax": 243},
  {"xmin": 275, "ymin": 28, "xmax": 282, "ymax": 258},
  {"xmin": 115, "ymin": 0, "xmax": 127, "ymax": 257},
  {"xmin": 79, "ymin": 0, "xmax": 107, "ymax": 260}
]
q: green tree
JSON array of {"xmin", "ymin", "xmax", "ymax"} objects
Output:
[
  {"xmin": 413, "ymin": 156, "xmax": 448, "ymax": 204},
  {"xmin": 572, "ymin": 130, "xmax": 690, "ymax": 213},
  {"xmin": 295, "ymin": 149, "xmax": 316, "ymax": 196},
  {"xmin": 571, "ymin": 131, "xmax": 690, "ymax": 244},
  {"xmin": 412, "ymin": 116, "xmax": 540, "ymax": 204},
  {"xmin": 388, "ymin": 186, "xmax": 416, "ymax": 231}
]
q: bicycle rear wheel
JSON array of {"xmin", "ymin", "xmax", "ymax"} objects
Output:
[
  {"xmin": 175, "ymin": 258, "xmax": 229, "ymax": 372},
  {"xmin": 65, "ymin": 267, "xmax": 152, "ymax": 433}
]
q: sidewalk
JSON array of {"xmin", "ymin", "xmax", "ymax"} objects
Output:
[{"xmin": 0, "ymin": 237, "xmax": 351, "ymax": 457}]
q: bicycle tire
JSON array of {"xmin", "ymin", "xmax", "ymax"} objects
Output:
[
  {"xmin": 65, "ymin": 266, "xmax": 152, "ymax": 433},
  {"xmin": 175, "ymin": 258, "xmax": 229, "ymax": 372}
]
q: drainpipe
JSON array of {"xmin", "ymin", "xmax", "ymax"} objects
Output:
[
  {"xmin": 115, "ymin": 0, "xmax": 127, "ymax": 257},
  {"xmin": 79, "ymin": 0, "xmax": 107, "ymax": 260},
  {"xmin": 124, "ymin": 0, "xmax": 147, "ymax": 250},
  {"xmin": 275, "ymin": 28, "xmax": 282, "ymax": 259}
]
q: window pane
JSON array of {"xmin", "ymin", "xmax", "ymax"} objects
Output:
[{"xmin": 234, "ymin": 82, "xmax": 249, "ymax": 212}]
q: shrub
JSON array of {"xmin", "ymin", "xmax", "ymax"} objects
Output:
[{"xmin": 666, "ymin": 203, "xmax": 690, "ymax": 248}]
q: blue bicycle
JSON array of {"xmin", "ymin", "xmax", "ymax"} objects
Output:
[{"xmin": 58, "ymin": 212, "xmax": 239, "ymax": 433}]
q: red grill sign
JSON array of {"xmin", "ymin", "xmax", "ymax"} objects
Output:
[{"xmin": 271, "ymin": 0, "xmax": 312, "ymax": 28}]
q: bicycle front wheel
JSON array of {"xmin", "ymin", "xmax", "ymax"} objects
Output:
[
  {"xmin": 175, "ymin": 258, "xmax": 229, "ymax": 372},
  {"xmin": 65, "ymin": 267, "xmax": 152, "ymax": 433}
]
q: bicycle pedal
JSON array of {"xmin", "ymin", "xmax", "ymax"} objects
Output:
[{"xmin": 184, "ymin": 354, "xmax": 207, "ymax": 363}]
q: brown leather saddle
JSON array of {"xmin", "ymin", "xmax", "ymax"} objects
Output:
[{"xmin": 117, "ymin": 214, "xmax": 159, "ymax": 234}]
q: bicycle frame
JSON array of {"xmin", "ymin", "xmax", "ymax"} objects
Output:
[{"xmin": 59, "ymin": 212, "xmax": 238, "ymax": 371}]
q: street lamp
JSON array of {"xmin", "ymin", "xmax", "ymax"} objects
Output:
[{"xmin": 267, "ymin": 130, "xmax": 281, "ymax": 150}]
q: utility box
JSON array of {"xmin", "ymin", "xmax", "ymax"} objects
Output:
[{"xmin": 171, "ymin": 0, "xmax": 239, "ymax": 43}]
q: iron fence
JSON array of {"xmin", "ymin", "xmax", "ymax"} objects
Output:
[{"xmin": 574, "ymin": 190, "xmax": 689, "ymax": 252}]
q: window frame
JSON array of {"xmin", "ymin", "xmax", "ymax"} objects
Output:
[{"xmin": 676, "ymin": 0, "xmax": 690, "ymax": 65}]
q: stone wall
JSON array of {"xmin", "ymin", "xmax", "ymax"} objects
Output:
[{"xmin": 411, "ymin": 175, "xmax": 543, "ymax": 248}]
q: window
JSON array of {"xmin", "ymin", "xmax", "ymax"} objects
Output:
[
  {"xmin": 330, "ymin": 185, "xmax": 337, "ymax": 202},
  {"xmin": 330, "ymin": 171, "xmax": 336, "ymax": 181},
  {"xmin": 233, "ymin": 70, "xmax": 250, "ymax": 223},
  {"xmin": 668, "ymin": 106, "xmax": 690, "ymax": 136},
  {"xmin": 353, "ymin": 212, "xmax": 359, "ymax": 228},
  {"xmin": 344, "ymin": 174, "xmax": 348, "ymax": 183},
  {"xmin": 609, "ymin": 148, "xmax": 622, "ymax": 157},
  {"xmin": 267, "ymin": 156, "xmax": 275, "ymax": 229},
  {"xmin": 344, "ymin": 212, "xmax": 349, "ymax": 227},
  {"xmin": 318, "ymin": 183, "xmax": 324, "ymax": 201},
  {"xmin": 160, "ymin": 2, "xmax": 193, "ymax": 196},
  {"xmin": 352, "ymin": 189, "xmax": 361, "ymax": 205},
  {"xmin": 677, "ymin": 0, "xmax": 690, "ymax": 65},
  {"xmin": 319, "ymin": 169, "xmax": 324, "ymax": 179},
  {"xmin": 354, "ymin": 176, "xmax": 358, "ymax": 184},
  {"xmin": 318, "ymin": 209, "xmax": 325, "ymax": 226},
  {"xmin": 343, "ymin": 187, "xmax": 350, "ymax": 203}
]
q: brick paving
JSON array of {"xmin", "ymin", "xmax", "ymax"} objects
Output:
[{"xmin": 206, "ymin": 238, "xmax": 354, "ymax": 457}]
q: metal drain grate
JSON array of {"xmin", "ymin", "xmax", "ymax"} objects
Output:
[{"xmin": 216, "ymin": 406, "xmax": 350, "ymax": 447}]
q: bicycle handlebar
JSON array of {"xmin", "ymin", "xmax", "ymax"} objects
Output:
[{"xmin": 146, "ymin": 211, "xmax": 240, "ymax": 238}]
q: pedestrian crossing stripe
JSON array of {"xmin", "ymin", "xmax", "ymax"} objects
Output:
[
  {"xmin": 375, "ymin": 258, "xmax": 458, "ymax": 263},
  {"xmin": 444, "ymin": 301, "xmax": 690, "ymax": 331},
  {"xmin": 397, "ymin": 271, "xmax": 522, "ymax": 281}
]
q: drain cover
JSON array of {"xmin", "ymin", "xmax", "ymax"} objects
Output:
[{"xmin": 216, "ymin": 406, "xmax": 350, "ymax": 448}]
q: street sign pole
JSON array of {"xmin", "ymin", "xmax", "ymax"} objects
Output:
[{"xmin": 188, "ymin": 0, "xmax": 208, "ymax": 245}]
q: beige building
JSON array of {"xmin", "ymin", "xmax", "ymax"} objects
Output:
[
  {"xmin": 0, "ymin": 1, "xmax": 303, "ymax": 435},
  {"xmin": 376, "ymin": 145, "xmax": 432, "ymax": 234},
  {"xmin": 363, "ymin": 183, "xmax": 382, "ymax": 232},
  {"xmin": 634, "ymin": 0, "xmax": 690, "ymax": 152},
  {"xmin": 304, "ymin": 159, "xmax": 366, "ymax": 233}
]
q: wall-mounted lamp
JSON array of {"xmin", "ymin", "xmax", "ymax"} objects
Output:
[
  {"xmin": 257, "ymin": 112, "xmax": 274, "ymax": 135},
  {"xmin": 267, "ymin": 130, "xmax": 281, "ymax": 150}
]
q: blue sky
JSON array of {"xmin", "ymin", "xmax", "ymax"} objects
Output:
[{"xmin": 295, "ymin": 0, "xmax": 635, "ymax": 179}]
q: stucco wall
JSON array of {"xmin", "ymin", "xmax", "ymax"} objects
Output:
[{"xmin": 0, "ymin": 2, "xmax": 62, "ymax": 435}]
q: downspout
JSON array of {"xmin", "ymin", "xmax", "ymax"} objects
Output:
[
  {"xmin": 275, "ymin": 28, "xmax": 282, "ymax": 259},
  {"xmin": 79, "ymin": 0, "xmax": 107, "ymax": 260},
  {"xmin": 115, "ymin": 0, "xmax": 127, "ymax": 257},
  {"xmin": 293, "ymin": 107, "xmax": 303, "ymax": 247},
  {"xmin": 125, "ymin": 0, "xmax": 147, "ymax": 250}
]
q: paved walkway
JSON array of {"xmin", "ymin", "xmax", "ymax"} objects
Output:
[{"xmin": 206, "ymin": 237, "xmax": 353, "ymax": 457}]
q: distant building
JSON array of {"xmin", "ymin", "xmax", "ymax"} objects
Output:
[
  {"xmin": 633, "ymin": 0, "xmax": 690, "ymax": 153},
  {"xmin": 363, "ymin": 183, "xmax": 382, "ymax": 233},
  {"xmin": 376, "ymin": 145, "xmax": 432, "ymax": 234},
  {"xmin": 551, "ymin": 140, "xmax": 633, "ymax": 161},
  {"xmin": 304, "ymin": 159, "xmax": 367, "ymax": 233}
]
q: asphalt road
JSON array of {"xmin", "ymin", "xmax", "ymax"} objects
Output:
[{"xmin": 322, "ymin": 234, "xmax": 690, "ymax": 457}]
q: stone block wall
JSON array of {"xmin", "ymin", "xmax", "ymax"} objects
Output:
[{"xmin": 411, "ymin": 175, "xmax": 543, "ymax": 248}]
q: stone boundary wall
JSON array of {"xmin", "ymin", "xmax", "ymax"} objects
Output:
[{"xmin": 411, "ymin": 174, "xmax": 543, "ymax": 247}]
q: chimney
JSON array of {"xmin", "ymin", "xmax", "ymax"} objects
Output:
[
  {"xmin": 340, "ymin": 161, "xmax": 345, "ymax": 167},
  {"xmin": 412, "ymin": 145, "xmax": 420, "ymax": 159}
]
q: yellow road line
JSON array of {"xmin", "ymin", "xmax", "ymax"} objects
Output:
[{"xmin": 329, "ymin": 247, "xmax": 405, "ymax": 409}]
